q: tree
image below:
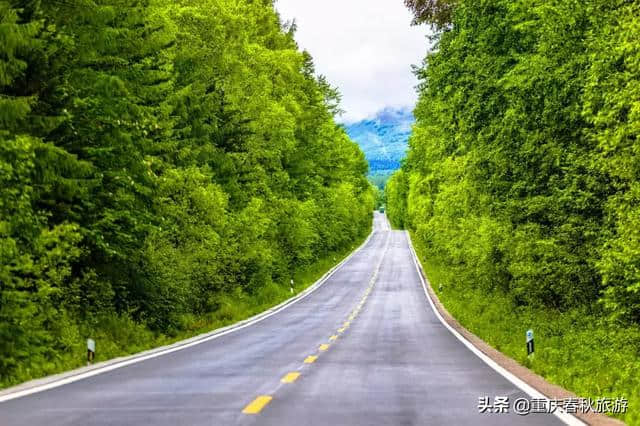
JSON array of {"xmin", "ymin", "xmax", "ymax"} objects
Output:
[
  {"xmin": 393, "ymin": 0, "xmax": 640, "ymax": 319},
  {"xmin": 0, "ymin": 0, "xmax": 373, "ymax": 385},
  {"xmin": 404, "ymin": 0, "xmax": 457, "ymax": 27}
]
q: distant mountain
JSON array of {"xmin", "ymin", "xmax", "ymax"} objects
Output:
[{"xmin": 345, "ymin": 107, "xmax": 413, "ymax": 187}]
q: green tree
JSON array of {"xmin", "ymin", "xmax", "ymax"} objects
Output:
[
  {"xmin": 0, "ymin": 0, "xmax": 373, "ymax": 385},
  {"xmin": 391, "ymin": 0, "xmax": 640, "ymax": 320}
]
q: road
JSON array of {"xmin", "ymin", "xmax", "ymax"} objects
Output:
[{"xmin": 1, "ymin": 213, "xmax": 566, "ymax": 426}]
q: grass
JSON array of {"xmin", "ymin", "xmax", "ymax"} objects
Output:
[
  {"xmin": 1, "ymin": 230, "xmax": 370, "ymax": 390},
  {"xmin": 410, "ymin": 232, "xmax": 640, "ymax": 425}
]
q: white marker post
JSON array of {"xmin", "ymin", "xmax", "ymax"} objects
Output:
[
  {"xmin": 87, "ymin": 338, "xmax": 96, "ymax": 365},
  {"xmin": 290, "ymin": 279, "xmax": 294, "ymax": 294},
  {"xmin": 526, "ymin": 329, "xmax": 534, "ymax": 359}
]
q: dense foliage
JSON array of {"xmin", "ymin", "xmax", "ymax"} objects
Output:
[
  {"xmin": 389, "ymin": 0, "xmax": 640, "ymax": 324},
  {"xmin": 0, "ymin": 0, "xmax": 373, "ymax": 385},
  {"xmin": 404, "ymin": 0, "xmax": 456, "ymax": 27},
  {"xmin": 390, "ymin": 1, "xmax": 640, "ymax": 418}
]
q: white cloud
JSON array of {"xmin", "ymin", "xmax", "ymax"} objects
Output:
[{"xmin": 275, "ymin": 0, "xmax": 432, "ymax": 122}]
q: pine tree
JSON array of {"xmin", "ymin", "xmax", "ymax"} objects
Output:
[
  {"xmin": 38, "ymin": 0, "xmax": 177, "ymax": 320},
  {"xmin": 0, "ymin": 1, "xmax": 83, "ymax": 383}
]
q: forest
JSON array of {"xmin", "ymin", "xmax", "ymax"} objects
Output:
[
  {"xmin": 0, "ymin": 0, "xmax": 373, "ymax": 387},
  {"xmin": 390, "ymin": 0, "xmax": 640, "ymax": 421}
]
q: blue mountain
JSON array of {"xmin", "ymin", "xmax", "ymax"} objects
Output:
[{"xmin": 345, "ymin": 107, "xmax": 413, "ymax": 187}]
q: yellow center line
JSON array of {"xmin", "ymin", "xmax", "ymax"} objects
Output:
[
  {"xmin": 281, "ymin": 372, "xmax": 301, "ymax": 383},
  {"xmin": 241, "ymin": 238, "xmax": 388, "ymax": 418},
  {"xmin": 242, "ymin": 395, "xmax": 273, "ymax": 414}
]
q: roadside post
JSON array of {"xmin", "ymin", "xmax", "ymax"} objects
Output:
[
  {"xmin": 87, "ymin": 338, "xmax": 96, "ymax": 365},
  {"xmin": 526, "ymin": 329, "xmax": 534, "ymax": 359},
  {"xmin": 290, "ymin": 279, "xmax": 294, "ymax": 294}
]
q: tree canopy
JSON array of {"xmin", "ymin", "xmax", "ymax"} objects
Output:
[
  {"xmin": 0, "ymin": 0, "xmax": 373, "ymax": 385},
  {"xmin": 388, "ymin": 0, "xmax": 640, "ymax": 322},
  {"xmin": 404, "ymin": 0, "xmax": 457, "ymax": 27}
]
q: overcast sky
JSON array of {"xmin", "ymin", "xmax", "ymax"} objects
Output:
[{"xmin": 275, "ymin": 0, "xmax": 431, "ymax": 123}]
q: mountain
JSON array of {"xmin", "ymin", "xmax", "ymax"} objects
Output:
[{"xmin": 344, "ymin": 107, "xmax": 413, "ymax": 187}]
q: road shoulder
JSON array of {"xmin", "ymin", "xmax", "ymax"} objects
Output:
[
  {"xmin": 405, "ymin": 231, "xmax": 623, "ymax": 426},
  {"xmin": 0, "ymin": 227, "xmax": 377, "ymax": 403}
]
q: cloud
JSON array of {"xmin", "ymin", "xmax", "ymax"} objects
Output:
[{"xmin": 275, "ymin": 0, "xmax": 432, "ymax": 122}]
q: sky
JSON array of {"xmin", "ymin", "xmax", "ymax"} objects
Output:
[{"xmin": 275, "ymin": 0, "xmax": 432, "ymax": 123}]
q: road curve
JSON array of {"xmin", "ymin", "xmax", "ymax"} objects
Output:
[{"xmin": 1, "ymin": 213, "xmax": 565, "ymax": 426}]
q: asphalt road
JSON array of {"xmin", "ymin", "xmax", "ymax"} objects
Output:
[{"xmin": 1, "ymin": 213, "xmax": 565, "ymax": 426}]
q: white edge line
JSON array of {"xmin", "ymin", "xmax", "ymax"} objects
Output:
[
  {"xmin": 405, "ymin": 230, "xmax": 585, "ymax": 426},
  {"xmin": 0, "ymin": 227, "xmax": 377, "ymax": 403}
]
